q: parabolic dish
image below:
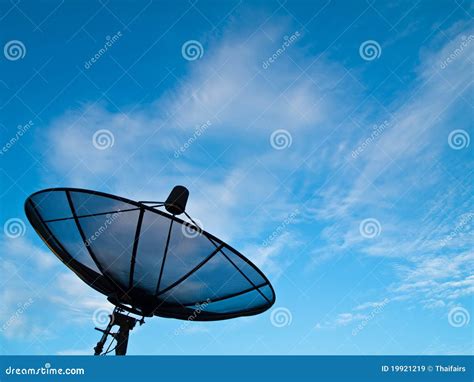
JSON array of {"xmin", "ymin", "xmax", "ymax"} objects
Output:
[{"xmin": 25, "ymin": 188, "xmax": 275, "ymax": 321}]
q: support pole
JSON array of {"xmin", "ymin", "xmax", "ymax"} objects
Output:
[{"xmin": 93, "ymin": 307, "xmax": 140, "ymax": 356}]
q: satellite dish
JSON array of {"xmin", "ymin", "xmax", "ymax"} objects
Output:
[{"xmin": 24, "ymin": 187, "xmax": 275, "ymax": 355}]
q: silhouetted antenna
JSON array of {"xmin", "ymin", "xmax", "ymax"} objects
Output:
[{"xmin": 25, "ymin": 186, "xmax": 275, "ymax": 355}]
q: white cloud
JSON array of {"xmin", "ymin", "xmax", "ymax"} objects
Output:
[
  {"xmin": 422, "ymin": 299, "xmax": 446, "ymax": 309},
  {"xmin": 312, "ymin": 28, "xmax": 473, "ymax": 222},
  {"xmin": 354, "ymin": 299, "xmax": 390, "ymax": 311},
  {"xmin": 300, "ymin": 24, "xmax": 474, "ymax": 318},
  {"xmin": 44, "ymin": 20, "xmax": 346, "ymax": 190},
  {"xmin": 315, "ymin": 312, "xmax": 369, "ymax": 329},
  {"xmin": 397, "ymin": 251, "xmax": 474, "ymax": 282},
  {"xmin": 49, "ymin": 272, "xmax": 113, "ymax": 324},
  {"xmin": 2, "ymin": 236, "xmax": 57, "ymax": 270},
  {"xmin": 38, "ymin": 17, "xmax": 353, "ymax": 267},
  {"xmin": 242, "ymin": 231, "xmax": 302, "ymax": 281},
  {"xmin": 0, "ymin": 234, "xmax": 111, "ymax": 344}
]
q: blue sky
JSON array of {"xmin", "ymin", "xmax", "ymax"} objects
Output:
[{"xmin": 0, "ymin": 0, "xmax": 472, "ymax": 355}]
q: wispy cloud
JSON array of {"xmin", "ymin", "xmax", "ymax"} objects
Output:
[
  {"xmin": 305, "ymin": 24, "xmax": 473, "ymax": 334},
  {"xmin": 316, "ymin": 312, "xmax": 369, "ymax": 329},
  {"xmin": 48, "ymin": 272, "xmax": 114, "ymax": 324},
  {"xmin": 3, "ymin": 236, "xmax": 57, "ymax": 270},
  {"xmin": 39, "ymin": 17, "xmax": 353, "ymax": 258}
]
